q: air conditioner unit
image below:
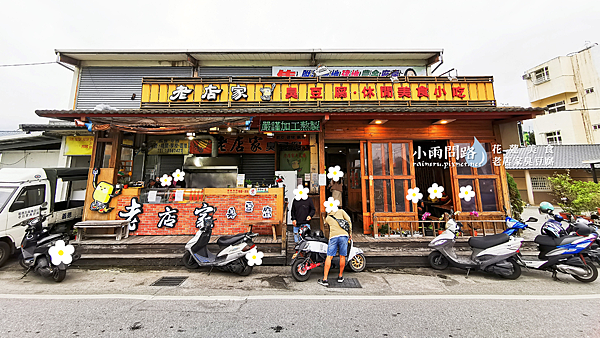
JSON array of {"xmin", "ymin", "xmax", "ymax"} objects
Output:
[{"xmin": 522, "ymin": 73, "xmax": 531, "ymax": 80}]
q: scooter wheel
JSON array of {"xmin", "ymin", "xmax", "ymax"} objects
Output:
[
  {"xmin": 348, "ymin": 253, "xmax": 366, "ymax": 272},
  {"xmin": 53, "ymin": 269, "xmax": 66, "ymax": 283},
  {"xmin": 19, "ymin": 256, "xmax": 28, "ymax": 269},
  {"xmin": 572, "ymin": 259, "xmax": 598, "ymax": 283},
  {"xmin": 428, "ymin": 251, "xmax": 449, "ymax": 270},
  {"xmin": 182, "ymin": 252, "xmax": 199, "ymax": 269},
  {"xmin": 498, "ymin": 258, "xmax": 521, "ymax": 280},
  {"xmin": 291, "ymin": 258, "xmax": 312, "ymax": 282},
  {"xmin": 238, "ymin": 264, "xmax": 253, "ymax": 276}
]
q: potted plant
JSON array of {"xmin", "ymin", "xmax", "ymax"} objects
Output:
[{"xmin": 245, "ymin": 179, "xmax": 252, "ymax": 188}]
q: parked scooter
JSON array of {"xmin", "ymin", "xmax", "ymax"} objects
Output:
[
  {"xmin": 291, "ymin": 225, "xmax": 366, "ymax": 282},
  {"xmin": 19, "ymin": 211, "xmax": 78, "ymax": 283},
  {"xmin": 182, "ymin": 208, "xmax": 262, "ymax": 276},
  {"xmin": 428, "ymin": 211, "xmax": 524, "ymax": 279}
]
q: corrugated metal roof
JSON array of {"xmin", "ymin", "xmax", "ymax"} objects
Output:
[
  {"xmin": 56, "ymin": 49, "xmax": 443, "ymax": 66},
  {"xmin": 504, "ymin": 144, "xmax": 600, "ymax": 169},
  {"xmin": 37, "ymin": 106, "xmax": 543, "ymax": 117}
]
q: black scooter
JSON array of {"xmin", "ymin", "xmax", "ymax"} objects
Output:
[{"xmin": 19, "ymin": 210, "xmax": 78, "ymax": 282}]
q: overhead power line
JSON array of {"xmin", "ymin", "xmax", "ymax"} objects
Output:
[{"xmin": 0, "ymin": 61, "xmax": 57, "ymax": 68}]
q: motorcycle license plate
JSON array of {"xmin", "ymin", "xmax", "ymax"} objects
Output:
[{"xmin": 292, "ymin": 252, "xmax": 298, "ymax": 259}]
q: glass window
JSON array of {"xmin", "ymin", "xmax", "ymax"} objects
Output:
[
  {"xmin": 0, "ymin": 187, "xmax": 16, "ymax": 213},
  {"xmin": 458, "ymin": 179, "xmax": 476, "ymax": 212},
  {"xmin": 102, "ymin": 143, "xmax": 113, "ymax": 168},
  {"xmin": 392, "ymin": 143, "xmax": 410, "ymax": 175},
  {"xmin": 454, "ymin": 142, "xmax": 472, "ymax": 175},
  {"xmin": 362, "ymin": 142, "xmax": 368, "ymax": 175},
  {"xmin": 373, "ymin": 179, "xmax": 391, "ymax": 212},
  {"xmin": 479, "ymin": 179, "xmax": 498, "ymax": 211},
  {"xmin": 371, "ymin": 143, "xmax": 389, "ymax": 176},
  {"xmin": 10, "ymin": 185, "xmax": 46, "ymax": 212},
  {"xmin": 476, "ymin": 142, "xmax": 493, "ymax": 175},
  {"xmin": 393, "ymin": 179, "xmax": 413, "ymax": 213},
  {"xmin": 545, "ymin": 131, "xmax": 562, "ymax": 145}
]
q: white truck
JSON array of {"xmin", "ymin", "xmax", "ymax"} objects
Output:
[{"xmin": 0, "ymin": 168, "xmax": 88, "ymax": 267}]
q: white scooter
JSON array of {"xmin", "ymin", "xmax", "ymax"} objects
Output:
[
  {"xmin": 428, "ymin": 211, "xmax": 524, "ymax": 279},
  {"xmin": 291, "ymin": 225, "xmax": 366, "ymax": 282},
  {"xmin": 182, "ymin": 209, "xmax": 262, "ymax": 276}
]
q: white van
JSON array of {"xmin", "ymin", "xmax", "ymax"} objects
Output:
[{"xmin": 0, "ymin": 168, "xmax": 88, "ymax": 267}]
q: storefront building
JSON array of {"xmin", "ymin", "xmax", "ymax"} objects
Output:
[{"xmin": 38, "ymin": 50, "xmax": 543, "ymax": 237}]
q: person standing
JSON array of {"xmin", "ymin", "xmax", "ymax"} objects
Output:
[
  {"xmin": 291, "ymin": 195, "xmax": 315, "ymax": 243},
  {"xmin": 318, "ymin": 207, "xmax": 352, "ymax": 286},
  {"xmin": 328, "ymin": 178, "xmax": 343, "ymax": 207}
]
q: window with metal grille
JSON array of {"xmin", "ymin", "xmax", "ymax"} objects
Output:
[
  {"xmin": 570, "ymin": 96, "xmax": 578, "ymax": 103},
  {"xmin": 534, "ymin": 67, "xmax": 550, "ymax": 84},
  {"xmin": 546, "ymin": 101, "xmax": 565, "ymax": 113},
  {"xmin": 545, "ymin": 131, "xmax": 562, "ymax": 145},
  {"xmin": 531, "ymin": 176, "xmax": 551, "ymax": 191},
  {"xmin": 585, "ymin": 87, "xmax": 594, "ymax": 94}
]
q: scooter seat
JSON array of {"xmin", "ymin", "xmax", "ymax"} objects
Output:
[
  {"xmin": 535, "ymin": 234, "xmax": 588, "ymax": 247},
  {"xmin": 305, "ymin": 236, "xmax": 328, "ymax": 244},
  {"xmin": 468, "ymin": 233, "xmax": 509, "ymax": 249},
  {"xmin": 217, "ymin": 233, "xmax": 246, "ymax": 247},
  {"xmin": 534, "ymin": 235, "xmax": 562, "ymax": 247}
]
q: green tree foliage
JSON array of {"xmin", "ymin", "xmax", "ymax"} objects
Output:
[
  {"xmin": 507, "ymin": 172, "xmax": 524, "ymax": 219},
  {"xmin": 548, "ymin": 170, "xmax": 600, "ymax": 214}
]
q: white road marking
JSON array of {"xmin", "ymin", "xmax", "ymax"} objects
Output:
[{"xmin": 1, "ymin": 293, "xmax": 599, "ymax": 301}]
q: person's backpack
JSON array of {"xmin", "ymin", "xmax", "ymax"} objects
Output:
[{"xmin": 328, "ymin": 214, "xmax": 350, "ymax": 233}]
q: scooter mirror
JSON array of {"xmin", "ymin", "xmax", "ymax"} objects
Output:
[{"xmin": 526, "ymin": 217, "xmax": 538, "ymax": 223}]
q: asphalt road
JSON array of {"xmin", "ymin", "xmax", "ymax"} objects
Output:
[{"xmin": 1, "ymin": 260, "xmax": 599, "ymax": 338}]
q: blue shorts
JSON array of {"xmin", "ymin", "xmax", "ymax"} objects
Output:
[{"xmin": 327, "ymin": 236, "xmax": 349, "ymax": 257}]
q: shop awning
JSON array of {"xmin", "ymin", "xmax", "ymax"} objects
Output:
[{"xmin": 36, "ymin": 106, "xmax": 544, "ymax": 126}]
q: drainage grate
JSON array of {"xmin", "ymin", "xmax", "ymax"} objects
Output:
[
  {"xmin": 150, "ymin": 276, "xmax": 188, "ymax": 287},
  {"xmin": 327, "ymin": 278, "xmax": 362, "ymax": 288}
]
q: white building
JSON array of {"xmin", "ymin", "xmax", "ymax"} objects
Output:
[{"xmin": 523, "ymin": 43, "xmax": 600, "ymax": 145}]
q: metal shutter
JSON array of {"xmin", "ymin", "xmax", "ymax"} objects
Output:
[
  {"xmin": 241, "ymin": 154, "xmax": 275, "ymax": 184},
  {"xmin": 198, "ymin": 67, "xmax": 271, "ymax": 77},
  {"xmin": 76, "ymin": 67, "xmax": 193, "ymax": 109},
  {"xmin": 158, "ymin": 155, "xmax": 184, "ymax": 176}
]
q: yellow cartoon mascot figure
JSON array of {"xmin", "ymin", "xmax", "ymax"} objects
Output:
[{"xmin": 89, "ymin": 168, "xmax": 122, "ymax": 213}]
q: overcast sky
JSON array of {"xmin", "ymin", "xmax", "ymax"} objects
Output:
[{"xmin": 0, "ymin": 0, "xmax": 598, "ymax": 130}]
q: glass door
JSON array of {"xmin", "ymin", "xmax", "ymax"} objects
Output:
[{"xmin": 361, "ymin": 141, "xmax": 416, "ymax": 232}]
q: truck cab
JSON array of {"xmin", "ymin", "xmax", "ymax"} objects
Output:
[{"xmin": 0, "ymin": 168, "xmax": 88, "ymax": 266}]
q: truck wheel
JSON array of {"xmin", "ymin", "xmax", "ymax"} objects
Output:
[{"xmin": 0, "ymin": 242, "xmax": 10, "ymax": 267}]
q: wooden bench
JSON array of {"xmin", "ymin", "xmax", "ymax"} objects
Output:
[
  {"xmin": 244, "ymin": 202, "xmax": 288, "ymax": 248},
  {"xmin": 74, "ymin": 220, "xmax": 130, "ymax": 243}
]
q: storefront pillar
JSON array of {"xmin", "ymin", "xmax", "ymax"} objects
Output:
[{"xmin": 524, "ymin": 169, "xmax": 535, "ymax": 206}]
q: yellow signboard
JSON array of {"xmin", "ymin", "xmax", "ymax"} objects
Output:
[
  {"xmin": 141, "ymin": 77, "xmax": 495, "ymax": 108},
  {"xmin": 147, "ymin": 139, "xmax": 189, "ymax": 155},
  {"xmin": 64, "ymin": 136, "xmax": 94, "ymax": 156}
]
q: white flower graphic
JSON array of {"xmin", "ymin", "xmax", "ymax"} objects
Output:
[
  {"xmin": 324, "ymin": 197, "xmax": 340, "ymax": 213},
  {"xmin": 327, "ymin": 165, "xmax": 344, "ymax": 182},
  {"xmin": 427, "ymin": 183, "xmax": 444, "ymax": 200},
  {"xmin": 293, "ymin": 185, "xmax": 309, "ymax": 201},
  {"xmin": 48, "ymin": 240, "xmax": 75, "ymax": 265},
  {"xmin": 160, "ymin": 174, "xmax": 172, "ymax": 187},
  {"xmin": 459, "ymin": 185, "xmax": 476, "ymax": 202},
  {"xmin": 406, "ymin": 187, "xmax": 423, "ymax": 204},
  {"xmin": 172, "ymin": 169, "xmax": 185, "ymax": 182},
  {"xmin": 245, "ymin": 248, "xmax": 264, "ymax": 266}
]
